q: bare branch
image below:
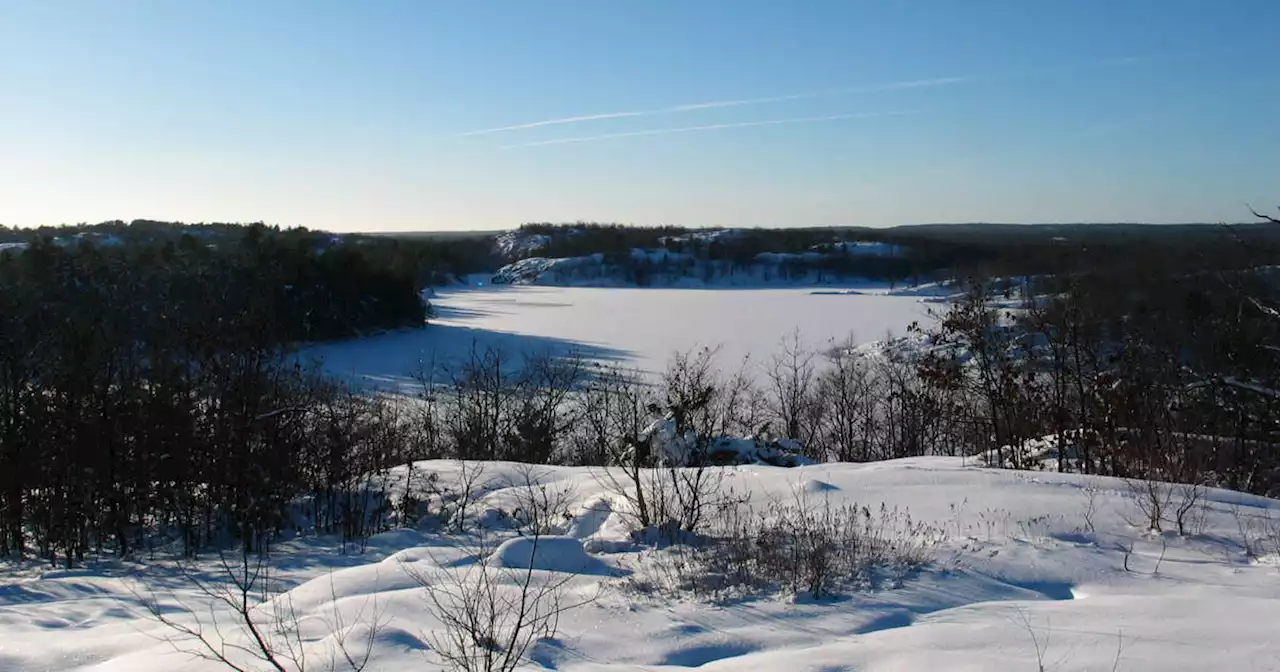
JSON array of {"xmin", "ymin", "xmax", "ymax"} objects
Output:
[{"xmin": 1248, "ymin": 204, "xmax": 1280, "ymax": 224}]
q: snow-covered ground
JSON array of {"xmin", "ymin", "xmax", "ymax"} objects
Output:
[
  {"xmin": 3, "ymin": 458, "xmax": 1279, "ymax": 671},
  {"xmin": 309, "ymin": 284, "xmax": 932, "ymax": 392}
]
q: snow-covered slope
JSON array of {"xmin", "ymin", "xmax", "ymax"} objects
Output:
[
  {"xmin": 494, "ymin": 230, "xmax": 552, "ymax": 260},
  {"xmin": 3, "ymin": 458, "xmax": 1279, "ymax": 671},
  {"xmin": 490, "ymin": 245, "xmax": 910, "ymax": 288}
]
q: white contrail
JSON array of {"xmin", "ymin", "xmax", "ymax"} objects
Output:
[
  {"xmin": 503, "ymin": 110, "xmax": 920, "ymax": 148},
  {"xmin": 460, "ymin": 77, "xmax": 962, "ymax": 137},
  {"xmin": 459, "ymin": 51, "xmax": 1212, "ymax": 139}
]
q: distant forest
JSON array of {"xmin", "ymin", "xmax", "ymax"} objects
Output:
[
  {"xmin": 505, "ymin": 219, "xmax": 1280, "ymax": 283},
  {"xmin": 6, "ymin": 217, "xmax": 1280, "ymax": 286}
]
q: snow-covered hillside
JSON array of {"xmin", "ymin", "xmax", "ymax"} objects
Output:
[
  {"xmin": 486, "ymin": 228, "xmax": 912, "ymax": 288},
  {"xmin": 3, "ymin": 458, "xmax": 1279, "ymax": 671},
  {"xmin": 489, "ymin": 251, "xmax": 907, "ymax": 287},
  {"xmin": 494, "ymin": 230, "xmax": 552, "ymax": 260}
]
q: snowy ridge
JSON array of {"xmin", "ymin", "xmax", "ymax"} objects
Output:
[
  {"xmin": 494, "ymin": 230, "xmax": 552, "ymax": 259},
  {"xmin": 490, "ymin": 247, "xmax": 910, "ymax": 288},
  {"xmin": 3, "ymin": 457, "xmax": 1279, "ymax": 670}
]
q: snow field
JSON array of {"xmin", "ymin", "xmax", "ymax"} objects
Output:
[
  {"xmin": 309, "ymin": 285, "xmax": 933, "ymax": 392},
  {"xmin": 3, "ymin": 458, "xmax": 1280, "ymax": 670}
]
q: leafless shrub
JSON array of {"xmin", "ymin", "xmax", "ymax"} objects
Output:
[
  {"xmin": 504, "ymin": 464, "xmax": 577, "ymax": 537},
  {"xmin": 1010, "ymin": 610, "xmax": 1126, "ymax": 671},
  {"xmin": 403, "ymin": 532, "xmax": 595, "ymax": 672},
  {"xmin": 393, "ymin": 463, "xmax": 445, "ymax": 530},
  {"xmin": 509, "ymin": 350, "xmax": 585, "ymax": 464},
  {"xmin": 719, "ymin": 355, "xmax": 768, "ymax": 437},
  {"xmin": 625, "ymin": 493, "xmax": 942, "ymax": 601},
  {"xmin": 652, "ymin": 466, "xmax": 740, "ymax": 539},
  {"xmin": 1124, "ymin": 478, "xmax": 1171, "ymax": 532},
  {"xmin": 1016, "ymin": 513, "xmax": 1070, "ymax": 541},
  {"xmin": 1152, "ymin": 534, "xmax": 1168, "ymax": 575},
  {"xmin": 134, "ymin": 549, "xmax": 383, "ymax": 672},
  {"xmin": 1011, "ymin": 609, "xmax": 1050, "ymax": 672},
  {"xmin": 600, "ymin": 463, "xmax": 744, "ymax": 548},
  {"xmin": 1123, "ymin": 476, "xmax": 1210, "ymax": 537},
  {"xmin": 595, "ymin": 348, "xmax": 747, "ymax": 543},
  {"xmin": 439, "ymin": 343, "xmax": 519, "ymax": 461},
  {"xmin": 663, "ymin": 347, "xmax": 721, "ymax": 442},
  {"xmin": 1079, "ymin": 481, "xmax": 1101, "ymax": 535},
  {"xmin": 1228, "ymin": 503, "xmax": 1280, "ymax": 561},
  {"xmin": 1172, "ymin": 481, "xmax": 1208, "ymax": 536},
  {"xmin": 567, "ymin": 363, "xmax": 653, "ymax": 466},
  {"xmin": 445, "ymin": 461, "xmax": 494, "ymax": 534},
  {"xmin": 1117, "ymin": 536, "xmax": 1135, "ymax": 572}
]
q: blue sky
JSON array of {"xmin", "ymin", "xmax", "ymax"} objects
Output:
[{"xmin": 1, "ymin": 1, "xmax": 1277, "ymax": 231}]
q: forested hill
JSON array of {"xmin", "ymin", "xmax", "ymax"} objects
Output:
[
  {"xmin": 477, "ymin": 221, "xmax": 1280, "ymax": 287},
  {"xmin": 1, "ymin": 219, "xmax": 504, "ymax": 286},
  {"xmin": 0, "ymin": 222, "xmax": 429, "ymax": 343}
]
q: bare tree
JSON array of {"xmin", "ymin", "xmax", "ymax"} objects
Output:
[
  {"xmin": 719, "ymin": 355, "xmax": 768, "ymax": 438},
  {"xmin": 440, "ymin": 343, "xmax": 521, "ymax": 461},
  {"xmin": 816, "ymin": 335, "xmax": 877, "ymax": 462},
  {"xmin": 1248, "ymin": 205, "xmax": 1280, "ymax": 225},
  {"xmin": 764, "ymin": 329, "xmax": 821, "ymax": 455},
  {"xmin": 585, "ymin": 364, "xmax": 660, "ymax": 530},
  {"xmin": 509, "ymin": 350, "xmax": 585, "ymax": 464}
]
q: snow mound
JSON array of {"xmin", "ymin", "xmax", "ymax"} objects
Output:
[
  {"xmin": 487, "ymin": 535, "xmax": 594, "ymax": 573},
  {"xmin": 566, "ymin": 494, "xmax": 619, "ymax": 539},
  {"xmin": 798, "ymin": 479, "xmax": 841, "ymax": 494}
]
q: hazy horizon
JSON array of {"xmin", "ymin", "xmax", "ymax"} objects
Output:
[
  {"xmin": 2, "ymin": 1, "xmax": 1278, "ymax": 233},
  {"xmin": 6, "ymin": 219, "xmax": 1274, "ymax": 235}
]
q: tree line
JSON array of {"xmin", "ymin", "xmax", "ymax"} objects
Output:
[
  {"xmin": 908, "ymin": 221, "xmax": 1280, "ymax": 495},
  {"xmin": 0, "ymin": 226, "xmax": 426, "ymax": 563}
]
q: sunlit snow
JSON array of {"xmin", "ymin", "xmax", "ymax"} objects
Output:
[{"xmin": 312, "ymin": 284, "xmax": 933, "ymax": 391}]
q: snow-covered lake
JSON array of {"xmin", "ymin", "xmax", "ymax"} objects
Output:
[{"xmin": 310, "ymin": 285, "xmax": 933, "ymax": 390}]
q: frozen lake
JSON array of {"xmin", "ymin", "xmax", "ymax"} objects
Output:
[{"xmin": 310, "ymin": 285, "xmax": 933, "ymax": 391}]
